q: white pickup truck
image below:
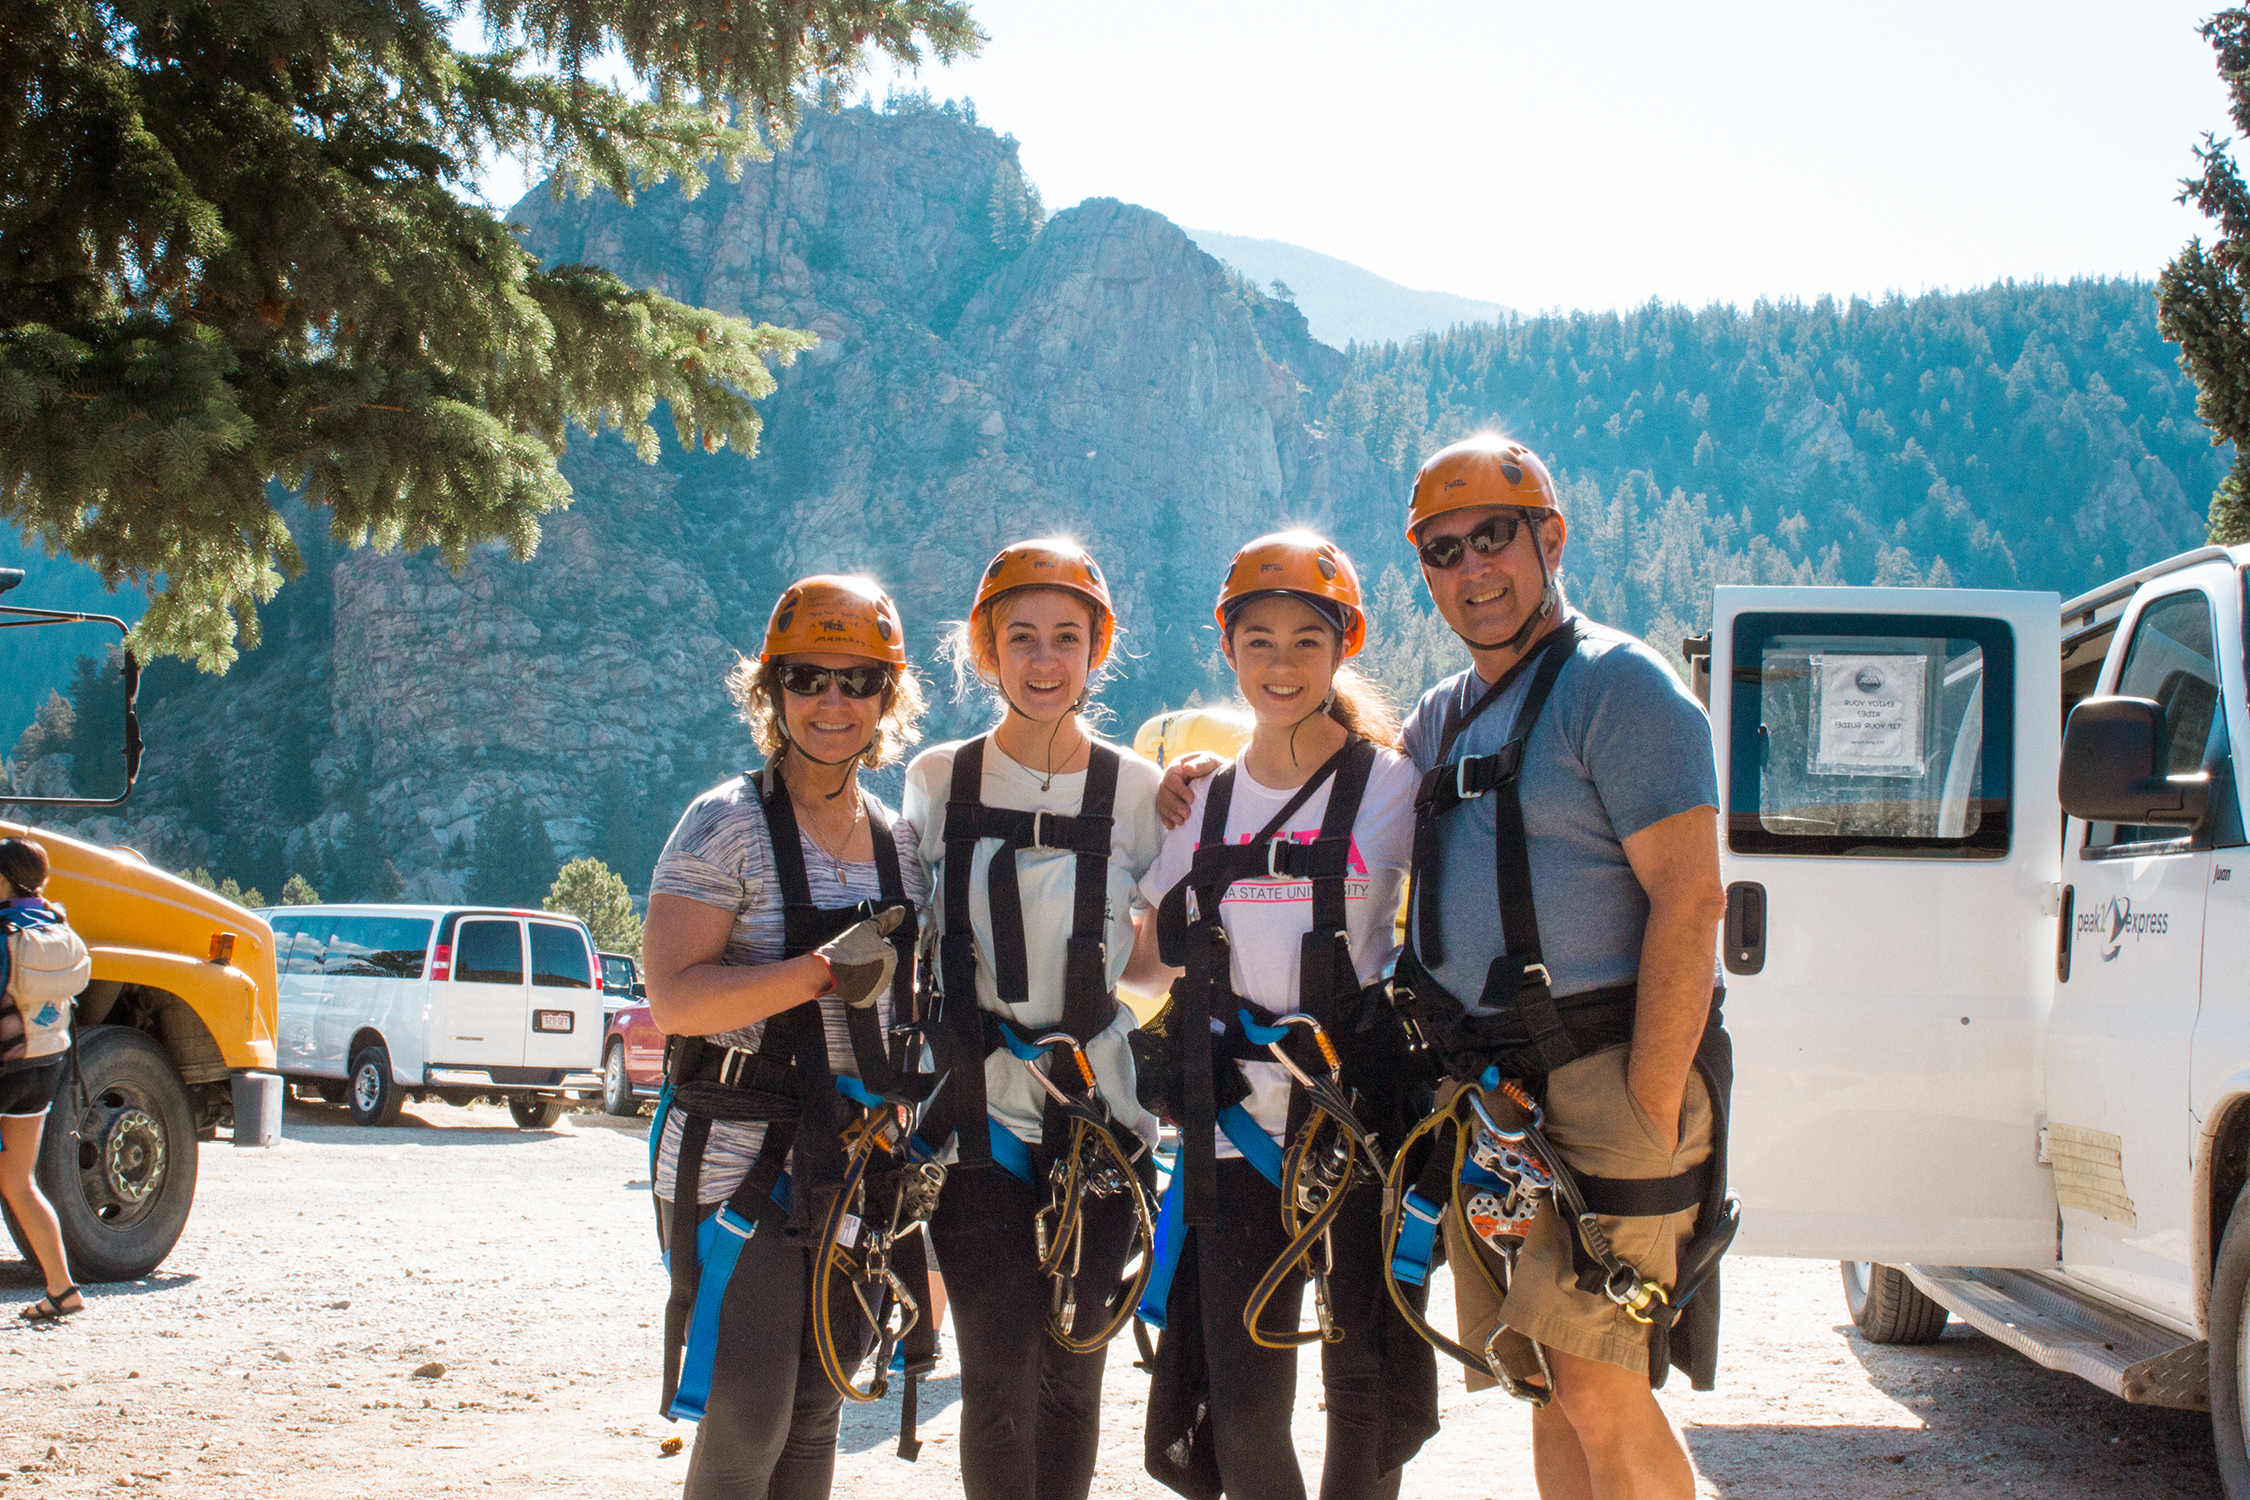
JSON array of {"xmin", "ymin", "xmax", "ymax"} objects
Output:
[{"xmin": 1690, "ymin": 543, "xmax": 2250, "ymax": 1491}]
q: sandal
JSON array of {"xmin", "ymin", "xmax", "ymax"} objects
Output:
[{"xmin": 19, "ymin": 1287, "xmax": 82, "ymax": 1322}]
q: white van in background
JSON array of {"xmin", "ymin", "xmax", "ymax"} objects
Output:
[{"xmin": 263, "ymin": 904, "xmax": 605, "ymax": 1129}]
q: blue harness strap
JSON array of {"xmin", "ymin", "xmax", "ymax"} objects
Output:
[
  {"xmin": 668, "ymin": 1205, "xmax": 757, "ymax": 1423},
  {"xmin": 1390, "ymin": 1188, "xmax": 1447, "ymax": 1289},
  {"xmin": 1138, "ymin": 1163, "xmax": 1187, "ymax": 1329},
  {"xmin": 987, "ymin": 1118, "xmax": 1035, "ymax": 1185},
  {"xmin": 1137, "ymin": 1107, "xmax": 1284, "ymax": 1330},
  {"xmin": 1218, "ymin": 1104, "xmax": 1284, "ymax": 1189}
]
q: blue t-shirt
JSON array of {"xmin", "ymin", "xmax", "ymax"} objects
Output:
[{"xmin": 1400, "ymin": 613, "xmax": 1719, "ymax": 1016}]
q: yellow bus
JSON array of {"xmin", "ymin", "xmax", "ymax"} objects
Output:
[{"xmin": 1, "ymin": 567, "xmax": 278, "ymax": 1281}]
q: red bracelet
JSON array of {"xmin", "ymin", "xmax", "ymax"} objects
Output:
[{"xmin": 811, "ymin": 953, "xmax": 836, "ymax": 995}]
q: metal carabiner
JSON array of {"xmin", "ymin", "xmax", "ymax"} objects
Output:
[
  {"xmin": 1466, "ymin": 1085, "xmax": 1538, "ymax": 1145},
  {"xmin": 1260, "ymin": 1012, "xmax": 1344, "ymax": 1090}
]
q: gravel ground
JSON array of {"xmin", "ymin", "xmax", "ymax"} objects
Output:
[{"xmin": 0, "ymin": 1099, "xmax": 2225, "ymax": 1498}]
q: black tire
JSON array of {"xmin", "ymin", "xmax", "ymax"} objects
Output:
[
  {"xmin": 2209, "ymin": 1187, "xmax": 2250, "ymax": 1496},
  {"xmin": 347, "ymin": 1044, "xmax": 405, "ymax": 1127},
  {"xmin": 34, "ymin": 1027, "xmax": 201, "ymax": 1283},
  {"xmin": 1841, "ymin": 1260, "xmax": 1949, "ymax": 1344},
  {"xmin": 600, "ymin": 1043, "xmax": 636, "ymax": 1117},
  {"xmin": 509, "ymin": 1094, "xmax": 564, "ymax": 1129}
]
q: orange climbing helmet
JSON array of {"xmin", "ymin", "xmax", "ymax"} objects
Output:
[
  {"xmin": 760, "ymin": 575, "xmax": 908, "ymax": 666},
  {"xmin": 1213, "ymin": 530, "xmax": 1367, "ymax": 658},
  {"xmin": 1406, "ymin": 433, "xmax": 1559, "ymax": 539},
  {"xmin": 971, "ymin": 538, "xmax": 1117, "ymax": 668}
]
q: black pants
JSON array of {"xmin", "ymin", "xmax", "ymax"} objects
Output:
[
  {"xmin": 928, "ymin": 1153, "xmax": 1136, "ymax": 1500},
  {"xmin": 657, "ymin": 1199, "xmax": 864, "ymax": 1500},
  {"xmin": 1159, "ymin": 1158, "xmax": 1404, "ymax": 1500}
]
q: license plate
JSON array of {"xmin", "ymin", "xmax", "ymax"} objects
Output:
[{"xmin": 534, "ymin": 1010, "xmax": 574, "ymax": 1033}]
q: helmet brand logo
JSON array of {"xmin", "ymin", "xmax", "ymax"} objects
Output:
[
  {"xmin": 1260, "ymin": 562, "xmax": 1284, "ymax": 573},
  {"xmin": 1443, "ymin": 478, "xmax": 1468, "ymax": 490}
]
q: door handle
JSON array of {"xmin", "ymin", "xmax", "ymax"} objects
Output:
[
  {"xmin": 2056, "ymin": 883, "xmax": 2073, "ymax": 984},
  {"xmin": 1724, "ymin": 881, "xmax": 1766, "ymax": 976}
]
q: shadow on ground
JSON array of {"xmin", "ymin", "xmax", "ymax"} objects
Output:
[{"xmin": 1687, "ymin": 1320, "xmax": 2222, "ymax": 1498}]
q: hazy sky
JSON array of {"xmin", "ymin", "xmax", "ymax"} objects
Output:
[{"xmin": 480, "ymin": 1, "xmax": 2237, "ymax": 315}]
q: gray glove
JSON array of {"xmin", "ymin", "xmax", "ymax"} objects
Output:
[{"xmin": 817, "ymin": 905, "xmax": 906, "ymax": 1010}]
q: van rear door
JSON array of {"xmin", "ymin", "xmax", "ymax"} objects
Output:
[
  {"xmin": 525, "ymin": 921, "xmax": 601, "ymax": 1070},
  {"xmin": 1713, "ymin": 585, "xmax": 2062, "ymax": 1265},
  {"xmin": 433, "ymin": 917, "xmax": 528, "ymax": 1068}
]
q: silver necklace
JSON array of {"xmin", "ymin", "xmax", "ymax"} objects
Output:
[{"xmin": 793, "ymin": 789, "xmax": 864, "ymax": 882}]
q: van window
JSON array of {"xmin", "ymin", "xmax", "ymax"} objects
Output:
[
  {"xmin": 529, "ymin": 923, "xmax": 592, "ymax": 989},
  {"xmin": 271, "ymin": 916, "xmax": 325, "ymax": 975},
  {"xmin": 455, "ymin": 920, "xmax": 524, "ymax": 984},
  {"xmin": 1728, "ymin": 612, "xmax": 2014, "ymax": 859},
  {"xmin": 322, "ymin": 916, "xmax": 434, "ymax": 979},
  {"xmin": 2090, "ymin": 589, "xmax": 2229, "ymax": 850}
]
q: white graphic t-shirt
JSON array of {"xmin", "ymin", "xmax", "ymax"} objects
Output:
[{"xmin": 1136, "ymin": 745, "xmax": 1418, "ymax": 1155}]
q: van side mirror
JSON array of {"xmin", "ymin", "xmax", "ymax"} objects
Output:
[{"xmin": 2059, "ymin": 696, "xmax": 2210, "ymax": 827}]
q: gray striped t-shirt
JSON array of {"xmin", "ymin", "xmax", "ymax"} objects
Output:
[{"xmin": 650, "ymin": 772, "xmax": 929, "ymax": 1205}]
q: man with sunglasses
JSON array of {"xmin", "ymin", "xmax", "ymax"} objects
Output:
[{"xmin": 1393, "ymin": 434, "xmax": 1731, "ymax": 1500}]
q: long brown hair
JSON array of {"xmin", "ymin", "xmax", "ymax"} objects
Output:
[{"xmin": 1221, "ymin": 610, "xmax": 1402, "ymax": 749}]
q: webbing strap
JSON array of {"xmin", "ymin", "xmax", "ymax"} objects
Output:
[
  {"xmin": 1155, "ymin": 739, "xmax": 1370, "ymax": 1228},
  {"xmin": 933, "ymin": 735, "xmax": 1123, "ymax": 1163},
  {"xmin": 1409, "ymin": 619, "xmax": 1580, "ymax": 968},
  {"xmin": 1138, "ymin": 1164, "xmax": 1188, "ymax": 1329},
  {"xmin": 1218, "ymin": 1103, "xmax": 1283, "ymax": 1189},
  {"xmin": 986, "ymin": 1117, "xmax": 1035, "ymax": 1185},
  {"xmin": 1388, "ymin": 1188, "xmax": 1446, "ymax": 1289},
  {"xmin": 668, "ymin": 1205, "xmax": 756, "ymax": 1422}
]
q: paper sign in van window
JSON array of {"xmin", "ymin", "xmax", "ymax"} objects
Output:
[
  {"xmin": 534, "ymin": 1010, "xmax": 574, "ymax": 1033},
  {"xmin": 1809, "ymin": 654, "xmax": 1926, "ymax": 777}
]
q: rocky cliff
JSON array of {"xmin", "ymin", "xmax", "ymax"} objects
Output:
[{"xmin": 44, "ymin": 101, "xmax": 1382, "ymax": 901}]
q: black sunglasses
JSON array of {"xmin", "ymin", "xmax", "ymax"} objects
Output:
[
  {"xmin": 1415, "ymin": 510, "xmax": 1541, "ymax": 571},
  {"xmin": 777, "ymin": 663, "xmax": 894, "ymax": 699}
]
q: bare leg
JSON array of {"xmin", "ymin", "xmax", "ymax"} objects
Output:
[
  {"xmin": 0, "ymin": 1113, "xmax": 80, "ymax": 1307},
  {"xmin": 1535, "ymin": 1348, "xmax": 1692, "ymax": 1500}
]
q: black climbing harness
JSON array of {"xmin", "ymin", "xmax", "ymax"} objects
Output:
[
  {"xmin": 1381, "ymin": 618, "xmax": 1740, "ymax": 1396},
  {"xmin": 918, "ymin": 734, "xmax": 1156, "ymax": 1353},
  {"xmin": 656, "ymin": 763, "xmax": 946, "ymax": 1458},
  {"xmin": 1142, "ymin": 737, "xmax": 1419, "ymax": 1348}
]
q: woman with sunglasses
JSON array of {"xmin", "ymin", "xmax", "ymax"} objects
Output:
[
  {"xmin": 1127, "ymin": 531, "xmax": 1437, "ymax": 1500},
  {"xmin": 901, "ymin": 539, "xmax": 1168, "ymax": 1500},
  {"xmin": 641, "ymin": 575, "xmax": 931, "ymax": 1500}
]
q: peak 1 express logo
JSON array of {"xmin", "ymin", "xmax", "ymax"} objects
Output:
[{"xmin": 2074, "ymin": 896, "xmax": 2170, "ymax": 961}]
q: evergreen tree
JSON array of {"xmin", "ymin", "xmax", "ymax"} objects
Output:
[
  {"xmin": 544, "ymin": 856, "xmax": 643, "ymax": 954},
  {"xmin": 279, "ymin": 873, "xmax": 321, "ymax": 906},
  {"xmin": 63, "ymin": 646, "xmax": 127, "ymax": 797},
  {"xmin": 467, "ymin": 787, "xmax": 559, "ymax": 907},
  {"xmin": 0, "ymin": 0, "xmax": 981, "ymax": 669},
  {"xmin": 2158, "ymin": 9, "xmax": 2250, "ymax": 545}
]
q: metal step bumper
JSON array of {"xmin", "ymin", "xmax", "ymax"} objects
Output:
[{"xmin": 1903, "ymin": 1264, "xmax": 2209, "ymax": 1411}]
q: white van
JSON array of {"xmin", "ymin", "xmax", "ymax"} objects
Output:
[
  {"xmin": 262, "ymin": 904, "xmax": 605, "ymax": 1129},
  {"xmin": 1692, "ymin": 544, "xmax": 2250, "ymax": 1492}
]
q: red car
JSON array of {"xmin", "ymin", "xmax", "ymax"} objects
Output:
[{"xmin": 600, "ymin": 1000, "xmax": 666, "ymax": 1116}]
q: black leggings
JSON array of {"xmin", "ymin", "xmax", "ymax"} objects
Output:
[
  {"xmin": 1163, "ymin": 1158, "xmax": 1404, "ymax": 1500},
  {"xmin": 928, "ymin": 1153, "xmax": 1136, "ymax": 1500},
  {"xmin": 657, "ymin": 1200, "xmax": 865, "ymax": 1500}
]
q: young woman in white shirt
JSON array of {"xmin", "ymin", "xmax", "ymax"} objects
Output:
[
  {"xmin": 1128, "ymin": 531, "xmax": 1438, "ymax": 1500},
  {"xmin": 902, "ymin": 539, "xmax": 1167, "ymax": 1500}
]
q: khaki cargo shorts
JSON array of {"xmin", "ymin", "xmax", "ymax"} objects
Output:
[{"xmin": 1441, "ymin": 1041, "xmax": 1713, "ymax": 1384}]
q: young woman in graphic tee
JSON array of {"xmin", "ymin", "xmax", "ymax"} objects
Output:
[
  {"xmin": 901, "ymin": 539, "xmax": 1167, "ymax": 1500},
  {"xmin": 640, "ymin": 576, "xmax": 931, "ymax": 1500},
  {"xmin": 1128, "ymin": 531, "xmax": 1438, "ymax": 1500}
]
